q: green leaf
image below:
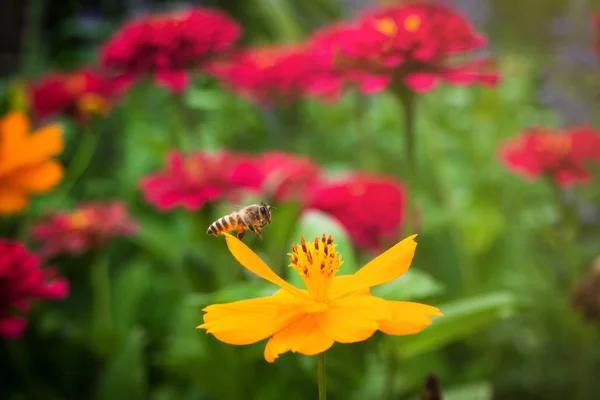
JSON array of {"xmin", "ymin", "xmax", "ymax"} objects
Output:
[
  {"xmin": 131, "ymin": 217, "xmax": 190, "ymax": 264},
  {"xmin": 444, "ymin": 382, "xmax": 493, "ymax": 400},
  {"xmin": 254, "ymin": 0, "xmax": 304, "ymax": 41},
  {"xmin": 186, "ymin": 281, "xmax": 277, "ymax": 307},
  {"xmin": 184, "ymin": 86, "xmax": 222, "ymax": 110},
  {"xmin": 159, "ymin": 302, "xmax": 207, "ymax": 369},
  {"xmin": 95, "ymin": 328, "xmax": 147, "ymax": 400},
  {"xmin": 263, "ymin": 201, "xmax": 301, "ymax": 273},
  {"xmin": 112, "ymin": 261, "xmax": 152, "ymax": 337},
  {"xmin": 394, "ymin": 292, "xmax": 519, "ymax": 359},
  {"xmin": 458, "ymin": 197, "xmax": 506, "ymax": 256},
  {"xmin": 370, "ymin": 269, "xmax": 445, "ymax": 301},
  {"xmin": 289, "ymin": 210, "xmax": 357, "ymax": 287}
]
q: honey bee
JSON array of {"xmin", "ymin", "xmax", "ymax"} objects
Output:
[{"xmin": 207, "ymin": 202, "xmax": 273, "ymax": 240}]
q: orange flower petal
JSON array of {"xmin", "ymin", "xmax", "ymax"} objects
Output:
[
  {"xmin": 330, "ymin": 235, "xmax": 417, "ymax": 300},
  {"xmin": 224, "ymin": 233, "xmax": 310, "ymax": 299},
  {"xmin": 20, "ymin": 124, "xmax": 65, "ymax": 164},
  {"xmin": 378, "ymin": 301, "xmax": 443, "ymax": 336},
  {"xmin": 264, "ymin": 314, "xmax": 334, "ymax": 363},
  {"xmin": 3, "ymin": 161, "xmax": 64, "ymax": 193},
  {"xmin": 316, "ymin": 295, "xmax": 391, "ymax": 343},
  {"xmin": 0, "ymin": 122, "xmax": 64, "ymax": 176},
  {"xmin": 0, "ymin": 111, "xmax": 29, "ymax": 146},
  {"xmin": 198, "ymin": 296, "xmax": 302, "ymax": 345},
  {"xmin": 0, "ymin": 186, "xmax": 28, "ymax": 214}
]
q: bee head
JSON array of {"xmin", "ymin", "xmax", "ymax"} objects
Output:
[{"xmin": 259, "ymin": 202, "xmax": 272, "ymax": 224}]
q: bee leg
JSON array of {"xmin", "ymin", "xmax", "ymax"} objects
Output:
[
  {"xmin": 236, "ymin": 228, "xmax": 245, "ymax": 240},
  {"xmin": 254, "ymin": 227, "xmax": 263, "ymax": 240}
]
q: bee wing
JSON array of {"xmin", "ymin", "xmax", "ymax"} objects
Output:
[{"xmin": 229, "ymin": 204, "xmax": 246, "ymax": 212}]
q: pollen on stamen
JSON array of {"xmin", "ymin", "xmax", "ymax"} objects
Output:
[{"xmin": 314, "ymin": 237, "xmax": 319, "ymax": 250}]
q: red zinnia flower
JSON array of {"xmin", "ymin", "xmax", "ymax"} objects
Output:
[
  {"xmin": 31, "ymin": 202, "xmax": 138, "ymax": 259},
  {"xmin": 140, "ymin": 150, "xmax": 263, "ymax": 211},
  {"xmin": 28, "ymin": 68, "xmax": 131, "ymax": 123},
  {"xmin": 209, "ymin": 45, "xmax": 318, "ymax": 105},
  {"xmin": 0, "ymin": 240, "xmax": 69, "ymax": 339},
  {"xmin": 334, "ymin": 2, "xmax": 499, "ymax": 93},
  {"xmin": 500, "ymin": 126, "xmax": 600, "ymax": 187},
  {"xmin": 256, "ymin": 152, "xmax": 321, "ymax": 203},
  {"xmin": 306, "ymin": 173, "xmax": 406, "ymax": 251},
  {"xmin": 101, "ymin": 7, "xmax": 240, "ymax": 93},
  {"xmin": 306, "ymin": 22, "xmax": 391, "ymax": 98}
]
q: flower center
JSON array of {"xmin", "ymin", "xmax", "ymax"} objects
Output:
[
  {"xmin": 77, "ymin": 94, "xmax": 109, "ymax": 117},
  {"xmin": 183, "ymin": 157, "xmax": 204, "ymax": 181},
  {"xmin": 538, "ymin": 133, "xmax": 572, "ymax": 156},
  {"xmin": 289, "ymin": 234, "xmax": 343, "ymax": 303},
  {"xmin": 68, "ymin": 210, "xmax": 90, "ymax": 229},
  {"xmin": 375, "ymin": 18, "xmax": 398, "ymax": 37},
  {"xmin": 403, "ymin": 14, "xmax": 421, "ymax": 33},
  {"xmin": 66, "ymin": 74, "xmax": 86, "ymax": 95}
]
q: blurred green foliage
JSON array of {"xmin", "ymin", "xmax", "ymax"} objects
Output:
[{"xmin": 2, "ymin": 1, "xmax": 600, "ymax": 400}]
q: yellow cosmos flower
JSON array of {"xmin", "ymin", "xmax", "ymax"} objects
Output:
[{"xmin": 197, "ymin": 232, "xmax": 442, "ymax": 362}]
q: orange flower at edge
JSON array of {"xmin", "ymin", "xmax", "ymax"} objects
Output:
[
  {"xmin": 0, "ymin": 111, "xmax": 64, "ymax": 214},
  {"xmin": 198, "ymin": 232, "xmax": 442, "ymax": 362}
]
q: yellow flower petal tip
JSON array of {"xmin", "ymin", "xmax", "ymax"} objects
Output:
[{"xmin": 198, "ymin": 232, "xmax": 441, "ymax": 362}]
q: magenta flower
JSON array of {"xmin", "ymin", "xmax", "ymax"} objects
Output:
[
  {"xmin": 101, "ymin": 7, "xmax": 241, "ymax": 92},
  {"xmin": 500, "ymin": 126, "xmax": 600, "ymax": 187},
  {"xmin": 31, "ymin": 202, "xmax": 138, "ymax": 258},
  {"xmin": 140, "ymin": 150, "xmax": 263, "ymax": 211},
  {"xmin": 0, "ymin": 240, "xmax": 69, "ymax": 339},
  {"xmin": 333, "ymin": 2, "xmax": 499, "ymax": 93},
  {"xmin": 256, "ymin": 152, "xmax": 321, "ymax": 203},
  {"xmin": 306, "ymin": 173, "xmax": 406, "ymax": 251}
]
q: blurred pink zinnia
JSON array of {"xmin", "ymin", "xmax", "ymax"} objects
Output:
[
  {"xmin": 140, "ymin": 150, "xmax": 263, "ymax": 211},
  {"xmin": 306, "ymin": 173, "xmax": 406, "ymax": 251},
  {"xmin": 31, "ymin": 202, "xmax": 139, "ymax": 258},
  {"xmin": 333, "ymin": 2, "xmax": 499, "ymax": 93},
  {"xmin": 209, "ymin": 45, "xmax": 317, "ymax": 105},
  {"xmin": 28, "ymin": 68, "xmax": 131, "ymax": 123},
  {"xmin": 256, "ymin": 152, "xmax": 321, "ymax": 203},
  {"xmin": 101, "ymin": 7, "xmax": 241, "ymax": 92},
  {"xmin": 500, "ymin": 126, "xmax": 600, "ymax": 187},
  {"xmin": 307, "ymin": 22, "xmax": 397, "ymax": 97},
  {"xmin": 0, "ymin": 240, "xmax": 69, "ymax": 339}
]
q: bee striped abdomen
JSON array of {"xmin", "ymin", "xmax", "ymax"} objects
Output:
[
  {"xmin": 208, "ymin": 213, "xmax": 231, "ymax": 235},
  {"xmin": 207, "ymin": 212, "xmax": 247, "ymax": 236}
]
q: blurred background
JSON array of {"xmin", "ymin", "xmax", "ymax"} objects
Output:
[{"xmin": 1, "ymin": 0, "xmax": 600, "ymax": 399}]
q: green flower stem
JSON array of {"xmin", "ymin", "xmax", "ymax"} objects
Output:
[
  {"xmin": 318, "ymin": 352, "xmax": 327, "ymax": 400},
  {"xmin": 61, "ymin": 123, "xmax": 100, "ymax": 195},
  {"xmin": 547, "ymin": 177, "xmax": 580, "ymax": 288},
  {"xmin": 356, "ymin": 94, "xmax": 374, "ymax": 170},
  {"xmin": 391, "ymin": 87, "xmax": 417, "ymax": 237},
  {"xmin": 170, "ymin": 95, "xmax": 191, "ymax": 151},
  {"xmin": 90, "ymin": 253, "xmax": 112, "ymax": 354},
  {"xmin": 547, "ymin": 176, "xmax": 590, "ymax": 400},
  {"xmin": 420, "ymin": 110, "xmax": 479, "ymax": 294}
]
